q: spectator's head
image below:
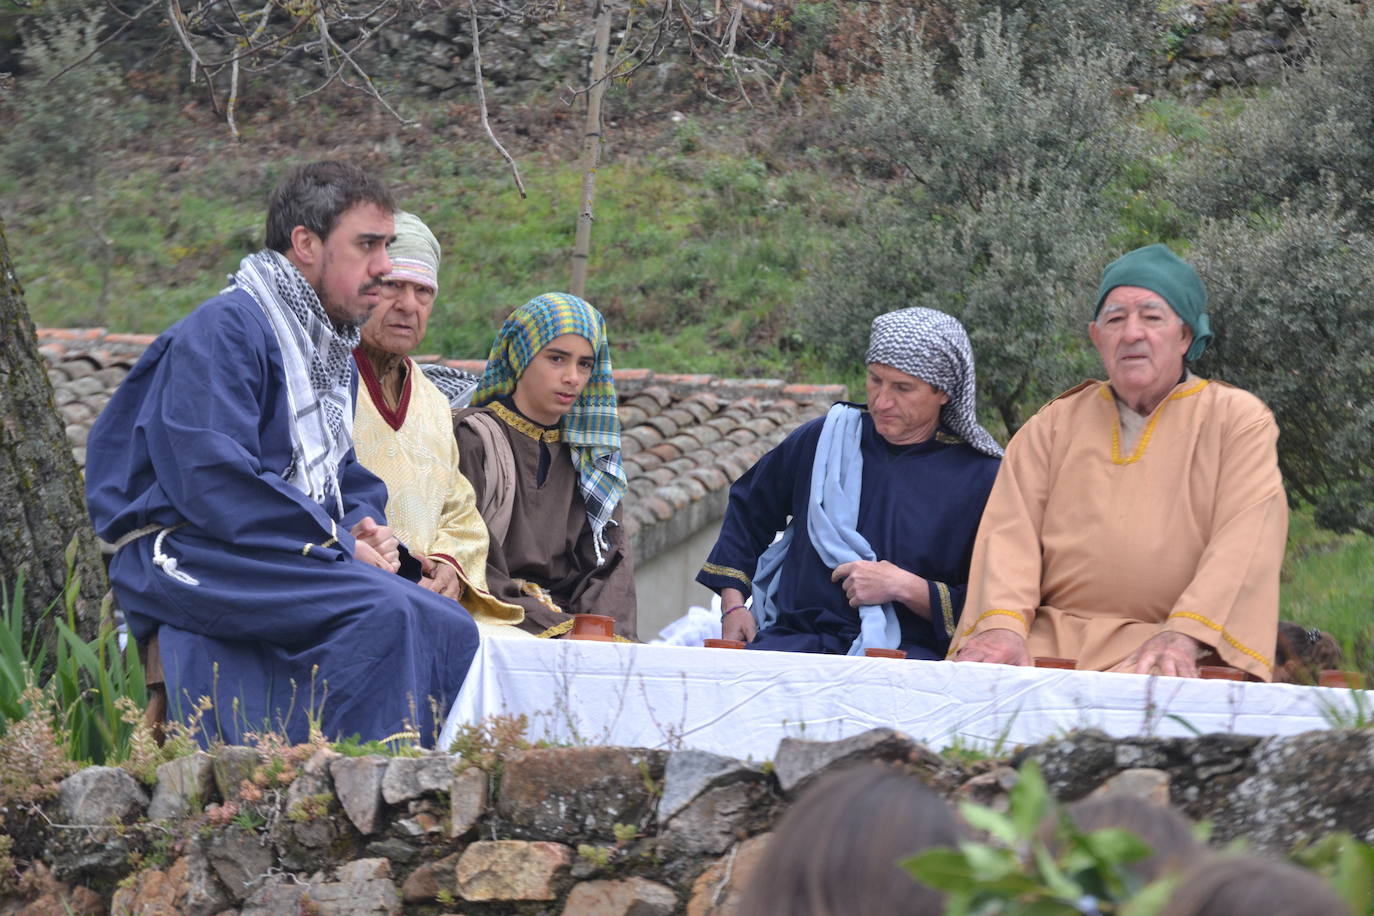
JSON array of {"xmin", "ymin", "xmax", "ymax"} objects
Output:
[
  {"xmin": 863, "ymin": 307, "xmax": 1002, "ymax": 456},
  {"xmin": 736, "ymin": 764, "xmax": 959, "ymax": 916},
  {"xmin": 1062, "ymin": 795, "xmax": 1199, "ymax": 883},
  {"xmin": 1160, "ymin": 855, "xmax": 1351, "ymax": 916},
  {"xmin": 266, "ymin": 161, "xmax": 397, "ymax": 328},
  {"xmin": 1274, "ymin": 622, "xmax": 1343, "ymax": 684},
  {"xmin": 473, "ymin": 292, "xmax": 614, "ymax": 428},
  {"xmin": 360, "ymin": 211, "xmax": 440, "ymax": 357},
  {"xmin": 1090, "ymin": 244, "xmax": 1208, "ymax": 413}
]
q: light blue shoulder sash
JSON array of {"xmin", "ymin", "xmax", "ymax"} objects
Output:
[{"xmin": 749, "ymin": 404, "xmax": 901, "ymax": 654}]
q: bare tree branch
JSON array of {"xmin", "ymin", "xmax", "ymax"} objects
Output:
[{"xmin": 468, "ymin": 0, "xmax": 527, "ymax": 198}]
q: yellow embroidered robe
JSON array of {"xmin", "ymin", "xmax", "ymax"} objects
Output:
[
  {"xmin": 949, "ymin": 377, "xmax": 1287, "ymax": 680},
  {"xmin": 353, "ymin": 355, "xmax": 524, "ymax": 628}
]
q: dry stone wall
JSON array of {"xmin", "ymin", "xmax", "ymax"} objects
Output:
[{"xmin": 4, "ymin": 725, "xmax": 1374, "ymax": 914}]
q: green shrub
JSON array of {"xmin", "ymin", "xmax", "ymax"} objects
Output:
[
  {"xmin": 803, "ymin": 12, "xmax": 1141, "ymax": 431},
  {"xmin": 1190, "ymin": 207, "xmax": 1374, "ymax": 536}
]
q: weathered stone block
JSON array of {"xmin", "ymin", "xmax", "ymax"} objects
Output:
[
  {"xmin": 400, "ymin": 852, "xmax": 460, "ymax": 903},
  {"xmin": 380, "ymin": 755, "xmax": 454, "ymax": 805},
  {"xmin": 563, "ymin": 876, "xmax": 678, "ymax": 915},
  {"xmin": 658, "ymin": 750, "xmax": 763, "ymax": 825},
  {"xmin": 686, "ymin": 833, "xmax": 771, "ymax": 916},
  {"xmin": 449, "ymin": 765, "xmax": 487, "ymax": 838},
  {"xmin": 1089, "ymin": 768, "xmax": 1171, "ymax": 807},
  {"xmin": 57, "ymin": 766, "xmax": 148, "ymax": 825},
  {"xmin": 952, "ymin": 766, "xmax": 1019, "ymax": 814},
  {"xmin": 660, "ymin": 781, "xmax": 774, "ymax": 858},
  {"xmin": 456, "ymin": 840, "xmax": 572, "ymax": 901},
  {"xmin": 208, "ymin": 827, "xmax": 276, "ymax": 903},
  {"xmin": 213, "ymin": 745, "xmax": 263, "ymax": 800},
  {"xmin": 148, "ymin": 750, "xmax": 217, "ymax": 820},
  {"xmin": 498, "ymin": 747, "xmax": 667, "ymax": 842},
  {"xmin": 331, "ymin": 754, "xmax": 389, "ymax": 835},
  {"xmin": 773, "ymin": 728, "xmax": 941, "ymax": 794}
]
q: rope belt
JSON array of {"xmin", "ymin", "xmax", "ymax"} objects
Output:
[{"xmin": 112, "ymin": 522, "xmax": 199, "ymax": 586}]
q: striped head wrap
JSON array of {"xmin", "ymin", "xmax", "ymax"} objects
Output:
[
  {"xmin": 385, "ymin": 211, "xmax": 440, "ymax": 293},
  {"xmin": 473, "ymin": 292, "xmax": 626, "ymax": 561},
  {"xmin": 865, "ymin": 307, "xmax": 1003, "ymax": 458}
]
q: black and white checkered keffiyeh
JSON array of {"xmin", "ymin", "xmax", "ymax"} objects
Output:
[
  {"xmin": 419, "ymin": 363, "xmax": 480, "ymax": 409},
  {"xmin": 864, "ymin": 307, "xmax": 1004, "ymax": 457},
  {"xmin": 229, "ymin": 249, "xmax": 359, "ymax": 516}
]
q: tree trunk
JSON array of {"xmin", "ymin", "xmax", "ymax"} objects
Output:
[
  {"xmin": 0, "ymin": 216, "xmax": 108, "ymax": 654},
  {"xmin": 569, "ymin": 0, "xmax": 613, "ymax": 298}
]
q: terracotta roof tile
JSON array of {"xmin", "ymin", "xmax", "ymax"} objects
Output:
[{"xmin": 35, "ymin": 328, "xmax": 847, "ymax": 563}]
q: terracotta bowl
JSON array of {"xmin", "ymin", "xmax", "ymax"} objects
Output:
[
  {"xmin": 1319, "ymin": 670, "xmax": 1367, "ymax": 689},
  {"xmin": 1199, "ymin": 665, "xmax": 1247, "ymax": 681},
  {"xmin": 1034, "ymin": 657, "xmax": 1077, "ymax": 670},
  {"xmin": 703, "ymin": 638, "xmax": 747, "ymax": 649},
  {"xmin": 567, "ymin": 614, "xmax": 616, "ymax": 641},
  {"xmin": 863, "ymin": 647, "xmax": 907, "ymax": 659}
]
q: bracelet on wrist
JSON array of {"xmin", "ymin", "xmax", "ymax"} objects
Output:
[{"xmin": 722, "ymin": 604, "xmax": 749, "ymax": 620}]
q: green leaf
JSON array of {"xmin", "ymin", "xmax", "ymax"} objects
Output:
[
  {"xmin": 904, "ymin": 848, "xmax": 977, "ymax": 890},
  {"xmin": 1081, "ymin": 827, "xmax": 1153, "ymax": 867},
  {"xmin": 960, "ymin": 800, "xmax": 1019, "ymax": 846},
  {"xmin": 1032, "ymin": 841, "xmax": 1083, "ymax": 901},
  {"xmin": 1009, "ymin": 759, "xmax": 1050, "ymax": 840},
  {"xmin": 962, "ymin": 841, "xmax": 1017, "ymax": 883},
  {"xmin": 1121, "ymin": 875, "xmax": 1180, "ymax": 916}
]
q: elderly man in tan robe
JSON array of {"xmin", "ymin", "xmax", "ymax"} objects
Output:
[
  {"xmin": 352, "ymin": 211, "xmax": 527, "ymax": 633},
  {"xmin": 949, "ymin": 244, "xmax": 1286, "ymax": 680}
]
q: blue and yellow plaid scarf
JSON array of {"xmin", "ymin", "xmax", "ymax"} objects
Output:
[{"xmin": 473, "ymin": 292, "xmax": 626, "ymax": 562}]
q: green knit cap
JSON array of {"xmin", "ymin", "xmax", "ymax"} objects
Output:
[{"xmin": 1094, "ymin": 243, "xmax": 1211, "ymax": 361}]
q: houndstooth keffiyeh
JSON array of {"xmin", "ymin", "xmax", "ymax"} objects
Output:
[
  {"xmin": 864, "ymin": 307, "xmax": 1003, "ymax": 458},
  {"xmin": 473, "ymin": 292, "xmax": 626, "ymax": 563},
  {"xmin": 229, "ymin": 249, "xmax": 359, "ymax": 516}
]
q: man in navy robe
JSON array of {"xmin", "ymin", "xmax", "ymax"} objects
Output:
[
  {"xmin": 696, "ymin": 308, "xmax": 1002, "ymax": 658},
  {"xmin": 86, "ymin": 161, "xmax": 479, "ymax": 745}
]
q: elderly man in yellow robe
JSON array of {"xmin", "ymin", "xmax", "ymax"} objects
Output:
[
  {"xmin": 352, "ymin": 211, "xmax": 526, "ymax": 632},
  {"xmin": 949, "ymin": 244, "xmax": 1287, "ymax": 680}
]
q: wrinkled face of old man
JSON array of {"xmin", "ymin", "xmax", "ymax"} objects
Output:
[
  {"xmin": 1089, "ymin": 285, "xmax": 1193, "ymax": 412},
  {"xmin": 865, "ymin": 362, "xmax": 949, "ymax": 446},
  {"xmin": 361, "ymin": 278, "xmax": 435, "ymax": 356}
]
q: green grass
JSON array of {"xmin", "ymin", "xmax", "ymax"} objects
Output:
[
  {"xmin": 5, "ymin": 135, "xmax": 851, "ymax": 381},
  {"xmin": 1281, "ymin": 505, "xmax": 1374, "ymax": 675}
]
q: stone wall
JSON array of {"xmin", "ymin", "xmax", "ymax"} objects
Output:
[{"xmin": 6, "ymin": 725, "xmax": 1374, "ymax": 914}]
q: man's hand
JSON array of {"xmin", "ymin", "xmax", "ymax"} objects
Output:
[
  {"xmin": 831, "ymin": 560, "xmax": 928, "ymax": 616},
  {"xmin": 720, "ymin": 587, "xmax": 757, "ymax": 643},
  {"xmin": 1111, "ymin": 631, "xmax": 1206, "ymax": 678},
  {"xmin": 351, "ymin": 516, "xmax": 399, "ymax": 573},
  {"xmin": 952, "ymin": 628, "xmax": 1032, "ymax": 666},
  {"xmin": 354, "ymin": 538, "xmax": 397, "ymax": 573},
  {"xmin": 419, "ymin": 556, "xmax": 464, "ymax": 600}
]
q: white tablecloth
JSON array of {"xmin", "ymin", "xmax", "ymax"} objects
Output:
[{"xmin": 437, "ymin": 638, "xmax": 1360, "ymax": 759}]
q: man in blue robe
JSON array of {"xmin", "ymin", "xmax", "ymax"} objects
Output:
[
  {"xmin": 86, "ymin": 161, "xmax": 479, "ymax": 746},
  {"xmin": 696, "ymin": 308, "xmax": 1002, "ymax": 658}
]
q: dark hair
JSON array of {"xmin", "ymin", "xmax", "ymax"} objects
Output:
[
  {"xmin": 264, "ymin": 161, "xmax": 395, "ymax": 253},
  {"xmin": 1063, "ymin": 796, "xmax": 1198, "ymax": 883},
  {"xmin": 735, "ymin": 764, "xmax": 959, "ymax": 916},
  {"xmin": 1275, "ymin": 622, "xmax": 1343, "ymax": 684},
  {"xmin": 1161, "ymin": 855, "xmax": 1351, "ymax": 916}
]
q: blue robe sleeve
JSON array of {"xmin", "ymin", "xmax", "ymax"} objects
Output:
[
  {"xmin": 88, "ymin": 298, "xmax": 357, "ymax": 559},
  {"xmin": 696, "ymin": 419, "xmax": 820, "ymax": 595}
]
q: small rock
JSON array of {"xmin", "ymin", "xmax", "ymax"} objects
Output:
[
  {"xmin": 1181, "ymin": 35, "xmax": 1228, "ymax": 59},
  {"xmin": 563, "ymin": 876, "xmax": 678, "ymax": 915},
  {"xmin": 660, "ymin": 781, "xmax": 772, "ymax": 858},
  {"xmin": 364, "ymin": 838, "xmax": 420, "ymax": 865},
  {"xmin": 773, "ymin": 728, "xmax": 940, "ymax": 794},
  {"xmin": 1089, "ymin": 768, "xmax": 1171, "ymax": 807},
  {"xmin": 57, "ymin": 766, "xmax": 149, "ymax": 825},
  {"xmin": 240, "ymin": 879, "xmax": 309, "ymax": 914},
  {"xmin": 208, "ymin": 827, "xmax": 275, "ymax": 903},
  {"xmin": 400, "ymin": 852, "xmax": 460, "ymax": 903},
  {"xmin": 214, "ymin": 745, "xmax": 263, "ymax": 800},
  {"xmin": 148, "ymin": 751, "xmax": 217, "ymax": 820},
  {"xmin": 456, "ymin": 840, "xmax": 572, "ymax": 901},
  {"xmin": 686, "ymin": 833, "xmax": 772, "ymax": 916},
  {"xmin": 658, "ymin": 750, "xmax": 762, "ymax": 825},
  {"xmin": 332, "ymin": 755, "xmax": 389, "ymax": 835},
  {"xmin": 381, "ymin": 756, "xmax": 454, "ymax": 805},
  {"xmin": 175, "ymin": 837, "xmax": 234, "ymax": 916},
  {"xmin": 449, "ymin": 765, "xmax": 487, "ymax": 838}
]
